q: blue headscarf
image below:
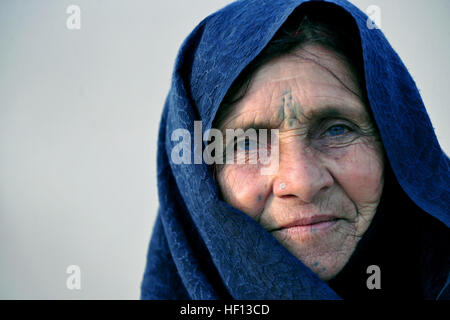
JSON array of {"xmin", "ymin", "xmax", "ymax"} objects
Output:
[{"xmin": 141, "ymin": 0, "xmax": 449, "ymax": 299}]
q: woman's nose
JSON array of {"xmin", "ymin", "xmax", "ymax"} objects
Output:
[{"xmin": 273, "ymin": 140, "xmax": 334, "ymax": 203}]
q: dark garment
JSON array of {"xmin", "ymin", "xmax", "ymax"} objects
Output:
[{"xmin": 328, "ymin": 166, "xmax": 450, "ymax": 299}]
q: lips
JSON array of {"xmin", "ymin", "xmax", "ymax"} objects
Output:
[{"xmin": 271, "ymin": 215, "xmax": 339, "ymax": 232}]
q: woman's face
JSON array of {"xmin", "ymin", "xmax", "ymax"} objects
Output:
[{"xmin": 215, "ymin": 44, "xmax": 384, "ymax": 281}]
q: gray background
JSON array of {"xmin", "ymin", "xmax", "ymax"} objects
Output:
[{"xmin": 0, "ymin": 0, "xmax": 448, "ymax": 299}]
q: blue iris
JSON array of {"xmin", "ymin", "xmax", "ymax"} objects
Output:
[{"xmin": 326, "ymin": 124, "xmax": 348, "ymax": 136}]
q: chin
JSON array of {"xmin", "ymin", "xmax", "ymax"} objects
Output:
[{"xmin": 273, "ymin": 221, "xmax": 358, "ymax": 281}]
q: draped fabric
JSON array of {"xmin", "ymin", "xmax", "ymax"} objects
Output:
[{"xmin": 141, "ymin": 0, "xmax": 449, "ymax": 299}]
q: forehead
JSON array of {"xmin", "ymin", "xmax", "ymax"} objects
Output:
[{"xmin": 219, "ymin": 45, "xmax": 368, "ymax": 129}]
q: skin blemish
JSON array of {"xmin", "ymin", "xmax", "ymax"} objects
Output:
[
  {"xmin": 313, "ymin": 261, "xmax": 320, "ymax": 267},
  {"xmin": 257, "ymin": 194, "xmax": 263, "ymax": 201}
]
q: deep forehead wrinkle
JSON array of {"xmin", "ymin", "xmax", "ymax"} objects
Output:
[
  {"xmin": 220, "ymin": 88, "xmax": 369, "ymax": 133},
  {"xmin": 219, "ymin": 88, "xmax": 299, "ymax": 130}
]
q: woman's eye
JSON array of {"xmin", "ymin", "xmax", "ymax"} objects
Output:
[
  {"xmin": 324, "ymin": 124, "xmax": 350, "ymax": 137},
  {"xmin": 236, "ymin": 138, "xmax": 257, "ymax": 151}
]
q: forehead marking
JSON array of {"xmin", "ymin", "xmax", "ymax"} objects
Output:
[{"xmin": 277, "ymin": 89, "xmax": 304, "ymax": 127}]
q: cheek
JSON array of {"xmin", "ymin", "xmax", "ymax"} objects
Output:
[
  {"xmin": 217, "ymin": 165, "xmax": 268, "ymax": 219},
  {"xmin": 330, "ymin": 142, "xmax": 384, "ymax": 204}
]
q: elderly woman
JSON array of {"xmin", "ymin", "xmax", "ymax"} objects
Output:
[{"xmin": 141, "ymin": 0, "xmax": 449, "ymax": 299}]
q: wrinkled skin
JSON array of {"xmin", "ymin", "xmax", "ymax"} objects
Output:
[{"xmin": 215, "ymin": 44, "xmax": 384, "ymax": 281}]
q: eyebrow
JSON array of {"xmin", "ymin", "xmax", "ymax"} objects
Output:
[
  {"xmin": 304, "ymin": 105, "xmax": 367, "ymax": 122},
  {"xmin": 223, "ymin": 105, "xmax": 368, "ymax": 132}
]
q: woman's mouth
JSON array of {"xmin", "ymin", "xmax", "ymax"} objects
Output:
[{"xmin": 271, "ymin": 215, "xmax": 340, "ymax": 235}]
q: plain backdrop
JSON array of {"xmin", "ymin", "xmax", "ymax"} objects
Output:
[{"xmin": 0, "ymin": 0, "xmax": 448, "ymax": 299}]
